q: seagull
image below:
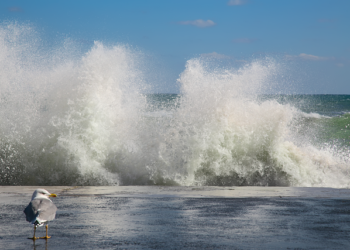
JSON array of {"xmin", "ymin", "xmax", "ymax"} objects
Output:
[{"xmin": 24, "ymin": 189, "xmax": 57, "ymax": 240}]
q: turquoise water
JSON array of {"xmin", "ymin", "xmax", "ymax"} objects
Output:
[
  {"xmin": 261, "ymin": 94, "xmax": 350, "ymax": 116},
  {"xmin": 265, "ymin": 95, "xmax": 350, "ymax": 147}
]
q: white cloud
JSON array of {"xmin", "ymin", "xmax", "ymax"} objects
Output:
[
  {"xmin": 286, "ymin": 53, "xmax": 349, "ymax": 68},
  {"xmin": 232, "ymin": 38, "xmax": 257, "ymax": 43},
  {"xmin": 286, "ymin": 53, "xmax": 333, "ymax": 61},
  {"xmin": 8, "ymin": 6, "xmax": 23, "ymax": 12},
  {"xmin": 318, "ymin": 18, "xmax": 336, "ymax": 23},
  {"xmin": 227, "ymin": 0, "xmax": 248, "ymax": 6},
  {"xmin": 235, "ymin": 59, "xmax": 249, "ymax": 63},
  {"xmin": 178, "ymin": 19, "xmax": 216, "ymax": 28},
  {"xmin": 201, "ymin": 52, "xmax": 230, "ymax": 59},
  {"xmin": 299, "ymin": 53, "xmax": 327, "ymax": 61}
]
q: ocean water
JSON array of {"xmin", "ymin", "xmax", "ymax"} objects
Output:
[{"xmin": 1, "ymin": 23, "xmax": 349, "ymax": 187}]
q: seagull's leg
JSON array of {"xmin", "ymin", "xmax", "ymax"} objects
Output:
[
  {"xmin": 46, "ymin": 225, "xmax": 51, "ymax": 239},
  {"xmin": 28, "ymin": 225, "xmax": 39, "ymax": 240},
  {"xmin": 40, "ymin": 225, "xmax": 51, "ymax": 239}
]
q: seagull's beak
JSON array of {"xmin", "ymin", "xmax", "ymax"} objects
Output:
[{"xmin": 49, "ymin": 193, "xmax": 57, "ymax": 197}]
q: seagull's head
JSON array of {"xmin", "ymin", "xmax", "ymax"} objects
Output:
[{"xmin": 31, "ymin": 189, "xmax": 57, "ymax": 201}]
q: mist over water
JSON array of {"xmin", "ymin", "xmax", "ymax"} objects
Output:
[{"xmin": 1, "ymin": 23, "xmax": 349, "ymax": 187}]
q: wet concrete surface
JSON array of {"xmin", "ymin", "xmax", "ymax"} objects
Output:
[{"xmin": 1, "ymin": 186, "xmax": 350, "ymax": 249}]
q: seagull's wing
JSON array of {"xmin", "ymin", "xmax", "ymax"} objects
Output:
[{"xmin": 24, "ymin": 199, "xmax": 57, "ymax": 224}]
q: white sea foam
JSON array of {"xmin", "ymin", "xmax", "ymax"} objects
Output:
[{"xmin": 300, "ymin": 112, "xmax": 328, "ymax": 119}]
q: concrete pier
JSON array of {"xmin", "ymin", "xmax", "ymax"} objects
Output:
[
  {"xmin": 1, "ymin": 186, "xmax": 350, "ymax": 250},
  {"xmin": 1, "ymin": 186, "xmax": 350, "ymax": 200}
]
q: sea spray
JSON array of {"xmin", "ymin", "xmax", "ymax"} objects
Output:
[
  {"xmin": 0, "ymin": 23, "xmax": 146, "ymax": 185},
  {"xmin": 150, "ymin": 57, "xmax": 297, "ymax": 186},
  {"xmin": 51, "ymin": 42, "xmax": 147, "ymax": 185},
  {"xmin": 0, "ymin": 23, "xmax": 349, "ymax": 187},
  {"xmin": 149, "ymin": 58, "xmax": 350, "ymax": 187}
]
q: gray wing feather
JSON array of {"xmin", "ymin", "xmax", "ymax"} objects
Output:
[{"xmin": 24, "ymin": 199, "xmax": 57, "ymax": 223}]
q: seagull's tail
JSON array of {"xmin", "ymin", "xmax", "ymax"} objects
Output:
[{"xmin": 33, "ymin": 219, "xmax": 45, "ymax": 227}]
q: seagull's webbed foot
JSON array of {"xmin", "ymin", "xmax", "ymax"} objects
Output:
[
  {"xmin": 39, "ymin": 225, "xmax": 51, "ymax": 239},
  {"xmin": 40, "ymin": 236, "xmax": 51, "ymax": 239},
  {"xmin": 28, "ymin": 236, "xmax": 39, "ymax": 241}
]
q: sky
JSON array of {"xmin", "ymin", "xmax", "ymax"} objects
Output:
[{"xmin": 1, "ymin": 0, "xmax": 349, "ymax": 94}]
